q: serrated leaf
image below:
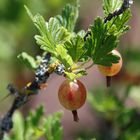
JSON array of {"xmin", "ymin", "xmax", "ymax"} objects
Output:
[
  {"xmin": 103, "ymin": 0, "xmax": 122, "ymax": 16},
  {"xmin": 47, "ymin": 18, "xmax": 70, "ymax": 44},
  {"xmin": 85, "ymin": 17, "xmax": 120, "ymax": 66},
  {"xmin": 54, "ymin": 26, "xmax": 71, "ymax": 44},
  {"xmin": 35, "ymin": 35, "xmax": 56, "ymax": 54},
  {"xmin": 106, "ymin": 9, "xmax": 132, "ymax": 36},
  {"xmin": 84, "ymin": 36, "xmax": 93, "ymax": 58},
  {"xmin": 24, "ymin": 106, "xmax": 45, "ymax": 140},
  {"xmin": 17, "ymin": 52, "xmax": 37, "ymax": 69},
  {"xmin": 112, "ymin": 10, "xmax": 132, "ymax": 35},
  {"xmin": 55, "ymin": 45, "xmax": 74, "ymax": 69},
  {"xmin": 44, "ymin": 112, "xmax": 63, "ymax": 140},
  {"xmin": 95, "ymin": 53, "xmax": 120, "ymax": 66},
  {"xmin": 29, "ymin": 105, "xmax": 44, "ymax": 126},
  {"xmin": 64, "ymin": 35, "xmax": 85, "ymax": 62},
  {"xmin": 56, "ymin": 1, "xmax": 79, "ymax": 32},
  {"xmin": 26, "ymin": 7, "xmax": 71, "ymax": 55},
  {"xmin": 4, "ymin": 106, "xmax": 64, "ymax": 140},
  {"xmin": 34, "ymin": 15, "xmax": 70, "ymax": 52}
]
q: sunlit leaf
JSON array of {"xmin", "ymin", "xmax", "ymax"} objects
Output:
[
  {"xmin": 56, "ymin": 1, "xmax": 79, "ymax": 32},
  {"xmin": 103, "ymin": 0, "xmax": 122, "ymax": 16},
  {"xmin": 17, "ymin": 52, "xmax": 37, "ymax": 70},
  {"xmin": 64, "ymin": 35, "xmax": 85, "ymax": 62},
  {"xmin": 12, "ymin": 112, "xmax": 25, "ymax": 140},
  {"xmin": 55, "ymin": 45, "xmax": 74, "ymax": 69}
]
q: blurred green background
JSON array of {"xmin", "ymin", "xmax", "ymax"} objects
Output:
[{"xmin": 0, "ymin": 0, "xmax": 140, "ymax": 140}]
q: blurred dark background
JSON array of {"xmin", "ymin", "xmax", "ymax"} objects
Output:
[{"xmin": 0, "ymin": 0, "xmax": 140, "ymax": 140}]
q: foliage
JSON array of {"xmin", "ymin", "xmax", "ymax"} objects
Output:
[
  {"xmin": 123, "ymin": 48, "xmax": 140, "ymax": 74},
  {"xmin": 56, "ymin": 1, "xmax": 79, "ymax": 32},
  {"xmin": 3, "ymin": 106, "xmax": 63, "ymax": 140},
  {"xmin": 17, "ymin": 52, "xmax": 37, "ymax": 70},
  {"xmin": 85, "ymin": 0, "xmax": 131, "ymax": 66},
  {"xmin": 22, "ymin": 0, "xmax": 132, "ymax": 81},
  {"xmin": 86, "ymin": 85, "xmax": 140, "ymax": 140},
  {"xmin": 103, "ymin": 0, "xmax": 123, "ymax": 16},
  {"xmin": 0, "ymin": 0, "xmax": 135, "ymax": 140},
  {"xmin": 85, "ymin": 18, "xmax": 120, "ymax": 66}
]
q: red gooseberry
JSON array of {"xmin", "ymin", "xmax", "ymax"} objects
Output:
[{"xmin": 58, "ymin": 79, "xmax": 86, "ymax": 121}]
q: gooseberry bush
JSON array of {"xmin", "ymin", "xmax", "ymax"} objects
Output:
[{"xmin": 0, "ymin": 0, "xmax": 133, "ymax": 139}]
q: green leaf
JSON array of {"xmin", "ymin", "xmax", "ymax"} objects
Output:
[
  {"xmin": 64, "ymin": 35, "xmax": 85, "ymax": 62},
  {"xmin": 85, "ymin": 17, "xmax": 119, "ymax": 66},
  {"xmin": 103, "ymin": 0, "xmax": 122, "ymax": 16},
  {"xmin": 44, "ymin": 112, "xmax": 63, "ymax": 140},
  {"xmin": 56, "ymin": 1, "xmax": 79, "ymax": 32},
  {"xmin": 4, "ymin": 106, "xmax": 64, "ymax": 140},
  {"xmin": 26, "ymin": 7, "xmax": 71, "ymax": 54},
  {"xmin": 88, "ymin": 89, "xmax": 122, "ymax": 115},
  {"xmin": 34, "ymin": 15, "xmax": 70, "ymax": 53},
  {"xmin": 17, "ymin": 52, "xmax": 37, "ymax": 69},
  {"xmin": 24, "ymin": 106, "xmax": 45, "ymax": 140},
  {"xmin": 12, "ymin": 112, "xmax": 25, "ymax": 140},
  {"xmin": 103, "ymin": 1, "xmax": 132, "ymax": 36},
  {"xmin": 55, "ymin": 45, "xmax": 74, "ymax": 69},
  {"xmin": 95, "ymin": 53, "xmax": 120, "ymax": 66},
  {"xmin": 47, "ymin": 18, "xmax": 70, "ymax": 44},
  {"xmin": 35, "ymin": 35, "xmax": 55, "ymax": 54},
  {"xmin": 29, "ymin": 105, "xmax": 44, "ymax": 127},
  {"xmin": 26, "ymin": 9, "xmax": 56, "ymax": 53},
  {"xmin": 106, "ymin": 9, "xmax": 132, "ymax": 37},
  {"xmin": 24, "ymin": 5, "xmax": 34, "ymax": 21}
]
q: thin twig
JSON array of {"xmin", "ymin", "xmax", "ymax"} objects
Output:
[
  {"xmin": 84, "ymin": 0, "xmax": 133, "ymax": 41},
  {"xmin": 85, "ymin": 62, "xmax": 94, "ymax": 70},
  {"xmin": 0, "ymin": 52, "xmax": 65, "ymax": 139},
  {"xmin": 0, "ymin": 53, "xmax": 62, "ymax": 139},
  {"xmin": 104, "ymin": 0, "xmax": 133, "ymax": 23}
]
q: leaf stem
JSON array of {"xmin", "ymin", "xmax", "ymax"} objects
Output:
[
  {"xmin": 71, "ymin": 59, "xmax": 91, "ymax": 71},
  {"xmin": 85, "ymin": 62, "xmax": 94, "ymax": 70}
]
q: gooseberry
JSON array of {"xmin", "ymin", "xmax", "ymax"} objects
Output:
[
  {"xmin": 58, "ymin": 79, "xmax": 86, "ymax": 121},
  {"xmin": 98, "ymin": 50, "xmax": 122, "ymax": 76}
]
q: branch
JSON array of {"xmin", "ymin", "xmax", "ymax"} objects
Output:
[
  {"xmin": 84, "ymin": 0, "xmax": 133, "ymax": 41},
  {"xmin": 104, "ymin": 0, "xmax": 133, "ymax": 23},
  {"xmin": 0, "ymin": 0, "xmax": 133, "ymax": 139},
  {"xmin": 0, "ymin": 53, "xmax": 65, "ymax": 139}
]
